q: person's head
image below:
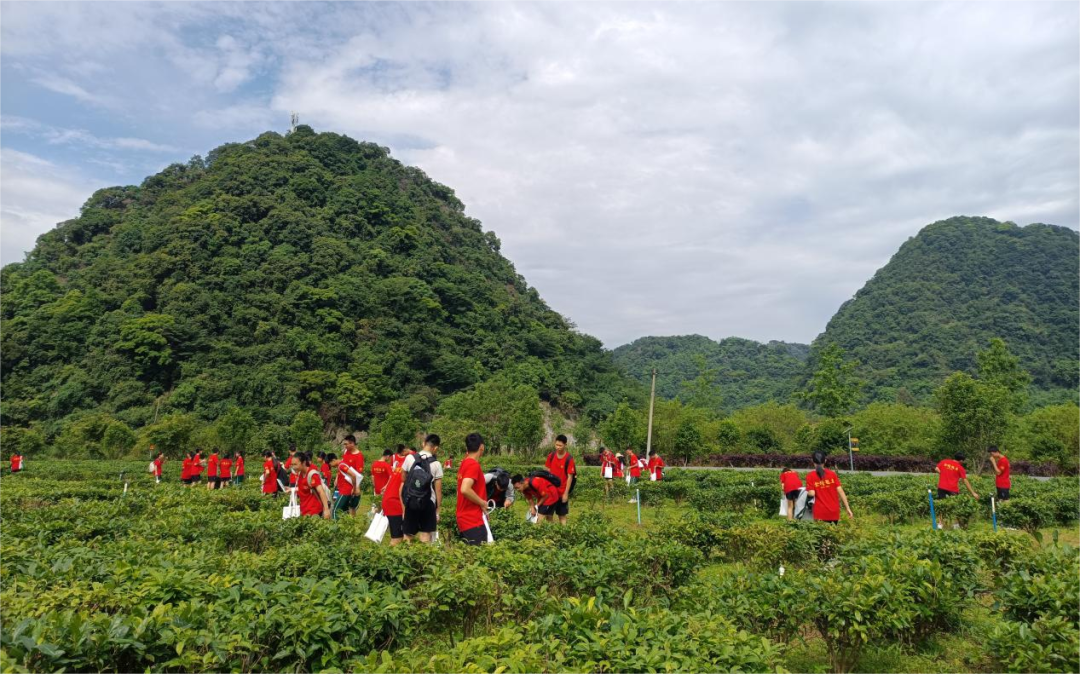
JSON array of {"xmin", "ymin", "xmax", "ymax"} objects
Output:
[
  {"xmin": 812, "ymin": 451, "xmax": 827, "ymax": 478},
  {"xmin": 954, "ymin": 452, "xmax": 966, "ymax": 463},
  {"xmin": 382, "ymin": 448, "xmax": 394, "ymax": 459},
  {"xmin": 424, "ymin": 434, "xmax": 441, "ymax": 453},
  {"xmin": 988, "ymin": 445, "xmax": 1002, "ymax": 458},
  {"xmin": 343, "ymin": 435, "xmax": 357, "ymax": 451},
  {"xmin": 780, "ymin": 466, "xmax": 790, "ymax": 474},
  {"xmin": 210, "ymin": 448, "xmax": 218, "ymax": 455},
  {"xmin": 263, "ymin": 450, "xmax": 272, "ymax": 458},
  {"xmin": 396, "ymin": 443, "xmax": 407, "ymax": 456},
  {"xmin": 235, "ymin": 451, "xmax": 242, "ymax": 459},
  {"xmin": 465, "ymin": 432, "xmax": 484, "ymax": 457},
  {"xmin": 325, "ymin": 452, "xmax": 337, "ymax": 465},
  {"xmin": 288, "ymin": 444, "xmax": 297, "ymax": 456},
  {"xmin": 317, "ymin": 451, "xmax": 326, "ymax": 462},
  {"xmin": 511, "ymin": 474, "xmax": 526, "ymax": 491},
  {"xmin": 297, "ymin": 451, "xmax": 313, "ymax": 468},
  {"xmin": 555, "ymin": 434, "xmax": 568, "ymax": 453}
]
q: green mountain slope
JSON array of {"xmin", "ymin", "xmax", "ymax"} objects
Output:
[
  {"xmin": 0, "ymin": 127, "xmax": 634, "ymax": 436},
  {"xmin": 611, "ymin": 335, "xmax": 809, "ymax": 411},
  {"xmin": 812, "ymin": 216, "xmax": 1079, "ymax": 404}
]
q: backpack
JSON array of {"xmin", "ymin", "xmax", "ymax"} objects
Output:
[
  {"xmin": 404, "ymin": 455, "xmax": 436, "ymax": 511},
  {"xmin": 547, "ymin": 452, "xmax": 577, "ymax": 495},
  {"xmin": 527, "ymin": 469, "xmax": 561, "ymax": 489},
  {"xmin": 274, "ymin": 459, "xmax": 289, "ymax": 493}
]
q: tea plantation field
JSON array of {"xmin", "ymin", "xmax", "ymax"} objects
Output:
[{"xmin": 1, "ymin": 460, "xmax": 1077, "ymax": 673}]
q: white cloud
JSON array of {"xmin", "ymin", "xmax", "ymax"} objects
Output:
[{"xmin": 2, "ymin": 116, "xmax": 178, "ymax": 152}]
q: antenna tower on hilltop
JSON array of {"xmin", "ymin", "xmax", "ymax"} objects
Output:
[{"xmin": 290, "ymin": 112, "xmax": 299, "ymax": 133}]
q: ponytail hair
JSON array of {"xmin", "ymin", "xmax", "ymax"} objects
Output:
[{"xmin": 812, "ymin": 451, "xmax": 827, "ymax": 479}]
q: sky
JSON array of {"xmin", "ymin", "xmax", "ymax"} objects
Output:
[{"xmin": 1, "ymin": 2, "xmax": 1077, "ymax": 348}]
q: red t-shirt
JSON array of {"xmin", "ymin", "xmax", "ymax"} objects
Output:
[
  {"xmin": 627, "ymin": 452, "xmax": 641, "ymax": 478},
  {"xmin": 392, "ymin": 451, "xmax": 414, "ymax": 470},
  {"xmin": 524, "ymin": 476, "xmax": 560, "ymax": 506},
  {"xmin": 996, "ymin": 456, "xmax": 1011, "ymax": 489},
  {"xmin": 193, "ymin": 454, "xmax": 203, "ymax": 474},
  {"xmin": 382, "ymin": 466, "xmax": 405, "ymax": 517},
  {"xmin": 298, "ymin": 468, "xmax": 324, "ymax": 516},
  {"xmin": 456, "ymin": 456, "xmax": 487, "ymax": 532},
  {"xmin": 320, "ymin": 461, "xmax": 331, "ymax": 483},
  {"xmin": 181, "ymin": 458, "xmax": 191, "ymax": 479},
  {"xmin": 337, "ymin": 451, "xmax": 365, "ymax": 495},
  {"xmin": 235, "ymin": 456, "xmax": 245, "ymax": 475},
  {"xmin": 10, "ymin": 455, "xmax": 21, "ymax": 471},
  {"xmin": 206, "ymin": 455, "xmax": 219, "ymax": 478},
  {"xmin": 371, "ymin": 459, "xmax": 391, "ymax": 496},
  {"xmin": 218, "ymin": 458, "xmax": 232, "ymax": 478},
  {"xmin": 285, "ymin": 456, "xmax": 298, "ymax": 485},
  {"xmin": 153, "ymin": 457, "xmax": 163, "ymax": 477},
  {"xmin": 262, "ymin": 458, "xmax": 276, "ymax": 494},
  {"xmin": 937, "ymin": 459, "xmax": 966, "ymax": 493},
  {"xmin": 647, "ymin": 456, "xmax": 665, "ymax": 480},
  {"xmin": 545, "ymin": 452, "xmax": 577, "ymax": 495},
  {"xmin": 806, "ymin": 469, "xmax": 842, "ymax": 521},
  {"xmin": 780, "ymin": 470, "xmax": 802, "ymax": 493}
]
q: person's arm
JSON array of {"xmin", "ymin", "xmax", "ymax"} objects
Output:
[
  {"xmin": 318, "ymin": 481, "xmax": 331, "ymax": 519},
  {"xmin": 506, "ymin": 480, "xmax": 515, "ymax": 505},
  {"xmin": 838, "ymin": 486, "xmax": 854, "ymax": 519},
  {"xmin": 460, "ymin": 477, "xmax": 487, "ymax": 509},
  {"xmin": 934, "ymin": 465, "xmax": 941, "ymax": 474},
  {"xmin": 562, "ymin": 473, "xmax": 574, "ymax": 502},
  {"xmin": 963, "ymin": 478, "xmax": 979, "ymax": 499},
  {"xmin": 992, "ymin": 460, "xmax": 1003, "ymax": 476},
  {"xmin": 433, "ymin": 478, "xmax": 443, "ymax": 516}
]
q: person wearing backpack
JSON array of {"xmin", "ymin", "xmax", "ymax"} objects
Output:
[
  {"xmin": 511, "ymin": 472, "xmax": 561, "ymax": 522},
  {"xmin": 485, "ymin": 468, "xmax": 515, "ymax": 508},
  {"xmin": 457, "ymin": 433, "xmax": 493, "ymax": 545},
  {"xmin": 294, "ymin": 451, "xmax": 331, "ymax": 519},
  {"xmin": 544, "ymin": 435, "xmax": 576, "ymax": 525},
  {"xmin": 400, "ymin": 434, "xmax": 444, "ymax": 543}
]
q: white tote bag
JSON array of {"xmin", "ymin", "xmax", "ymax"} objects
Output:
[
  {"xmin": 147, "ymin": 461, "xmax": 155, "ymax": 474},
  {"xmin": 650, "ymin": 470, "xmax": 658, "ymax": 482},
  {"xmin": 364, "ymin": 511, "xmax": 389, "ymax": 543},
  {"xmin": 625, "ymin": 473, "xmax": 632, "ymax": 486},
  {"xmin": 603, "ymin": 465, "xmax": 613, "ymax": 479},
  {"xmin": 282, "ymin": 489, "xmax": 300, "ymax": 520},
  {"xmin": 778, "ymin": 494, "xmax": 788, "ymax": 517}
]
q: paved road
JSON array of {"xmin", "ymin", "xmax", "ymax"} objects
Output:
[{"xmin": 675, "ymin": 465, "xmax": 1057, "ymax": 482}]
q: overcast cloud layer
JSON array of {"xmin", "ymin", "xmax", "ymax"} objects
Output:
[{"xmin": 2, "ymin": 2, "xmax": 1077, "ymax": 347}]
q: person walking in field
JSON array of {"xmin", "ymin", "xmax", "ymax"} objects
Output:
[
  {"xmin": 392, "ymin": 444, "xmax": 413, "ymax": 470},
  {"xmin": 935, "ymin": 453, "xmax": 979, "ymax": 500},
  {"xmin": 294, "ymin": 452, "xmax": 331, "ymax": 519},
  {"xmin": 544, "ymin": 435, "xmax": 576, "ymax": 525},
  {"xmin": 192, "ymin": 450, "xmax": 204, "ymax": 485},
  {"xmin": 512, "ymin": 472, "xmax": 561, "ymax": 522},
  {"xmin": 600, "ymin": 447, "xmax": 617, "ymax": 496},
  {"xmin": 457, "ymin": 433, "xmax": 493, "ymax": 545},
  {"xmin": 335, "ymin": 435, "xmax": 365, "ymax": 517},
  {"xmin": 261, "ymin": 450, "xmax": 278, "ymax": 496},
  {"xmin": 9, "ymin": 452, "xmax": 23, "ymax": 473},
  {"xmin": 285, "ymin": 446, "xmax": 298, "ymax": 487},
  {"xmin": 627, "ymin": 448, "xmax": 641, "ymax": 485},
  {"xmin": 218, "ymin": 453, "xmax": 232, "ymax": 488},
  {"xmin": 206, "ymin": 449, "xmax": 220, "ymax": 490},
  {"xmin": 152, "ymin": 452, "xmax": 165, "ymax": 484},
  {"xmin": 371, "ymin": 448, "xmax": 393, "ymax": 501},
  {"xmin": 989, "ymin": 446, "xmax": 1010, "ymax": 500},
  {"xmin": 181, "ymin": 453, "xmax": 193, "ymax": 485},
  {"xmin": 319, "ymin": 452, "xmax": 333, "ymax": 484},
  {"xmin": 805, "ymin": 452, "xmax": 853, "ymax": 524},
  {"xmin": 233, "ymin": 451, "xmax": 245, "ymax": 486},
  {"xmin": 779, "ymin": 466, "xmax": 803, "ymax": 521},
  {"xmin": 382, "ymin": 458, "xmax": 407, "ymax": 546},
  {"xmin": 647, "ymin": 452, "xmax": 665, "ymax": 481},
  {"xmin": 401, "ymin": 434, "xmax": 443, "ymax": 543}
]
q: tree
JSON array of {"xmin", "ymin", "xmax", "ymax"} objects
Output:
[
  {"xmin": 849, "ymin": 402, "xmax": 939, "ymax": 457},
  {"xmin": 800, "ymin": 343, "xmax": 861, "ymax": 419},
  {"xmin": 371, "ymin": 402, "xmax": 420, "ymax": 450},
  {"xmin": 716, "ymin": 419, "xmax": 741, "ymax": 450},
  {"xmin": 290, "ymin": 411, "xmax": 324, "ymax": 454},
  {"xmin": 600, "ymin": 402, "xmax": 642, "ymax": 452},
  {"xmin": 215, "ymin": 408, "xmax": 257, "ymax": 456},
  {"xmin": 673, "ymin": 416, "xmax": 703, "ymax": 465},
  {"xmin": 136, "ymin": 413, "xmax": 200, "ymax": 457},
  {"xmin": 679, "ymin": 354, "xmax": 723, "ymax": 413},
  {"xmin": 101, "ymin": 421, "xmax": 136, "ymax": 459},
  {"xmin": 935, "ymin": 372, "xmax": 1011, "ymax": 463},
  {"xmin": 977, "ymin": 338, "xmax": 1031, "ymax": 412}
]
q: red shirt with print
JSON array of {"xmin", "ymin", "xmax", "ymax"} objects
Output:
[
  {"xmin": 805, "ymin": 469, "xmax": 842, "ymax": 521},
  {"xmin": 456, "ymin": 457, "xmax": 487, "ymax": 532},
  {"xmin": 262, "ymin": 458, "xmax": 276, "ymax": 494},
  {"xmin": 235, "ymin": 456, "xmax": 244, "ymax": 475},
  {"xmin": 627, "ymin": 452, "xmax": 641, "ymax": 478},
  {"xmin": 337, "ymin": 451, "xmax": 365, "ymax": 495},
  {"xmin": 298, "ymin": 468, "xmax": 325, "ymax": 516},
  {"xmin": 371, "ymin": 459, "xmax": 391, "ymax": 496},
  {"xmin": 545, "ymin": 451, "xmax": 577, "ymax": 496},
  {"xmin": 382, "ymin": 466, "xmax": 405, "ymax": 517},
  {"xmin": 996, "ymin": 456, "xmax": 1011, "ymax": 489},
  {"xmin": 647, "ymin": 455, "xmax": 665, "ymax": 480},
  {"xmin": 780, "ymin": 470, "xmax": 802, "ymax": 493},
  {"xmin": 206, "ymin": 454, "xmax": 219, "ymax": 479},
  {"xmin": 218, "ymin": 458, "xmax": 232, "ymax": 479},
  {"xmin": 937, "ymin": 459, "xmax": 966, "ymax": 493}
]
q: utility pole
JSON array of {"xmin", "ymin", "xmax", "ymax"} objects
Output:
[
  {"xmin": 645, "ymin": 369, "xmax": 657, "ymax": 462},
  {"xmin": 846, "ymin": 426, "xmax": 854, "ymax": 472}
]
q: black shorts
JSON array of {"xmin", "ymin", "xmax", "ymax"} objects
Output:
[
  {"xmin": 335, "ymin": 495, "xmax": 361, "ymax": 514},
  {"xmin": 818, "ymin": 519, "xmax": 839, "ymax": 525},
  {"xmin": 538, "ymin": 500, "xmax": 569, "ymax": 517},
  {"xmin": 937, "ymin": 488, "xmax": 958, "ymax": 499},
  {"xmin": 460, "ymin": 525, "xmax": 488, "ymax": 545},
  {"xmin": 387, "ymin": 515, "xmax": 404, "ymax": 539},
  {"xmin": 403, "ymin": 504, "xmax": 437, "ymax": 535},
  {"xmin": 191, "ymin": 474, "xmax": 202, "ymax": 483},
  {"xmin": 181, "ymin": 477, "xmax": 191, "ymax": 484},
  {"xmin": 785, "ymin": 489, "xmax": 801, "ymax": 501},
  {"xmin": 996, "ymin": 488, "xmax": 1010, "ymax": 501},
  {"xmin": 235, "ymin": 474, "xmax": 245, "ymax": 483}
]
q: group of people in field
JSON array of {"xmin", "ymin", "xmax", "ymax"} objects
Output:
[{"xmin": 151, "ymin": 450, "xmax": 247, "ymax": 487}]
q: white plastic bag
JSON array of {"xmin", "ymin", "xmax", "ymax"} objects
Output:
[
  {"xmin": 147, "ymin": 462, "xmax": 155, "ymax": 474},
  {"xmin": 603, "ymin": 465, "xmax": 613, "ymax": 479},
  {"xmin": 482, "ymin": 512, "xmax": 494, "ymax": 543},
  {"xmin": 282, "ymin": 489, "xmax": 300, "ymax": 520},
  {"xmin": 650, "ymin": 471, "xmax": 658, "ymax": 482},
  {"xmin": 778, "ymin": 494, "xmax": 788, "ymax": 517},
  {"xmin": 526, "ymin": 508, "xmax": 539, "ymax": 524},
  {"xmin": 364, "ymin": 511, "xmax": 389, "ymax": 543},
  {"xmin": 625, "ymin": 473, "xmax": 632, "ymax": 486}
]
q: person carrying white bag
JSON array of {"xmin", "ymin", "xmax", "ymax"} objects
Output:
[
  {"xmin": 288, "ymin": 451, "xmax": 332, "ymax": 519},
  {"xmin": 778, "ymin": 466, "xmax": 804, "ymax": 522},
  {"xmin": 457, "ymin": 433, "xmax": 495, "ymax": 545}
]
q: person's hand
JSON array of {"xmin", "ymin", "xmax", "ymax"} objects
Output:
[
  {"xmin": 322, "ymin": 510, "xmax": 331, "ymax": 520},
  {"xmin": 846, "ymin": 510, "xmax": 855, "ymax": 520},
  {"xmin": 529, "ymin": 506, "xmax": 537, "ymax": 517},
  {"xmin": 561, "ymin": 493, "xmax": 568, "ymax": 503},
  {"xmin": 973, "ymin": 493, "xmax": 980, "ymax": 500},
  {"xmin": 505, "ymin": 498, "xmax": 514, "ymax": 507},
  {"xmin": 435, "ymin": 510, "xmax": 440, "ymax": 521}
]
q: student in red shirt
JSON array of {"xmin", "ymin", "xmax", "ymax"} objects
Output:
[
  {"xmin": 319, "ymin": 453, "xmax": 333, "ymax": 484},
  {"xmin": 285, "ymin": 447, "xmax": 298, "ymax": 486},
  {"xmin": 544, "ymin": 435, "xmax": 576, "ymax": 525},
  {"xmin": 152, "ymin": 453, "xmax": 165, "ymax": 484},
  {"xmin": 647, "ymin": 453, "xmax": 665, "ymax": 481},
  {"xmin": 9, "ymin": 453, "xmax": 23, "ymax": 473},
  {"xmin": 181, "ymin": 453, "xmax": 193, "ymax": 485},
  {"xmin": 391, "ymin": 444, "xmax": 413, "ymax": 470},
  {"xmin": 205, "ymin": 450, "xmax": 220, "ymax": 490},
  {"xmin": 261, "ymin": 451, "xmax": 277, "ymax": 496},
  {"xmin": 512, "ymin": 472, "xmax": 561, "ymax": 521},
  {"xmin": 613, "ymin": 453, "xmax": 624, "ymax": 479},
  {"xmin": 371, "ymin": 448, "xmax": 393, "ymax": 499},
  {"xmin": 988, "ymin": 446, "xmax": 1011, "ymax": 500},
  {"xmin": 335, "ymin": 435, "xmax": 366, "ymax": 517},
  {"xmin": 599, "ymin": 447, "xmax": 617, "ymax": 496},
  {"xmin": 780, "ymin": 467, "xmax": 803, "ymax": 521},
  {"xmin": 805, "ymin": 452, "xmax": 853, "ymax": 524},
  {"xmin": 381, "ymin": 462, "xmax": 406, "ymax": 545},
  {"xmin": 233, "ymin": 452, "xmax": 245, "ymax": 486},
  {"xmin": 457, "ymin": 433, "xmax": 492, "ymax": 545},
  {"xmin": 444, "ymin": 456, "xmax": 454, "ymax": 470},
  {"xmin": 935, "ymin": 453, "xmax": 979, "ymax": 500},
  {"xmin": 192, "ymin": 451, "xmax": 204, "ymax": 485},
  {"xmin": 294, "ymin": 452, "xmax": 331, "ymax": 518},
  {"xmin": 218, "ymin": 454, "xmax": 233, "ymax": 487},
  {"xmin": 627, "ymin": 448, "xmax": 641, "ymax": 483}
]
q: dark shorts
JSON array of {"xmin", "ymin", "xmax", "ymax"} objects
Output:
[
  {"xmin": 191, "ymin": 474, "xmax": 202, "ymax": 483},
  {"xmin": 181, "ymin": 477, "xmax": 191, "ymax": 484},
  {"xmin": 460, "ymin": 525, "xmax": 489, "ymax": 546},
  {"xmin": 818, "ymin": 519, "xmax": 839, "ymax": 525},
  {"xmin": 996, "ymin": 488, "xmax": 1010, "ymax": 501},
  {"xmin": 538, "ymin": 500, "xmax": 569, "ymax": 517},
  {"xmin": 937, "ymin": 488, "xmax": 958, "ymax": 499},
  {"xmin": 387, "ymin": 515, "xmax": 404, "ymax": 539},
  {"xmin": 785, "ymin": 489, "xmax": 801, "ymax": 501},
  {"xmin": 235, "ymin": 474, "xmax": 245, "ymax": 483},
  {"xmin": 335, "ymin": 495, "xmax": 361, "ymax": 514},
  {"xmin": 403, "ymin": 503, "xmax": 437, "ymax": 535}
]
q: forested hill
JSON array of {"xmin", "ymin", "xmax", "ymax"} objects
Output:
[
  {"xmin": 0, "ymin": 126, "xmax": 635, "ymax": 437},
  {"xmin": 812, "ymin": 216, "xmax": 1079, "ymax": 404},
  {"xmin": 611, "ymin": 335, "xmax": 809, "ymax": 411}
]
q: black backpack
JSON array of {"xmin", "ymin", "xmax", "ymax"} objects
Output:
[
  {"xmin": 547, "ymin": 452, "xmax": 577, "ymax": 495},
  {"xmin": 404, "ymin": 455, "xmax": 436, "ymax": 511},
  {"xmin": 274, "ymin": 459, "xmax": 289, "ymax": 493},
  {"xmin": 527, "ymin": 469, "xmax": 561, "ymax": 489}
]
